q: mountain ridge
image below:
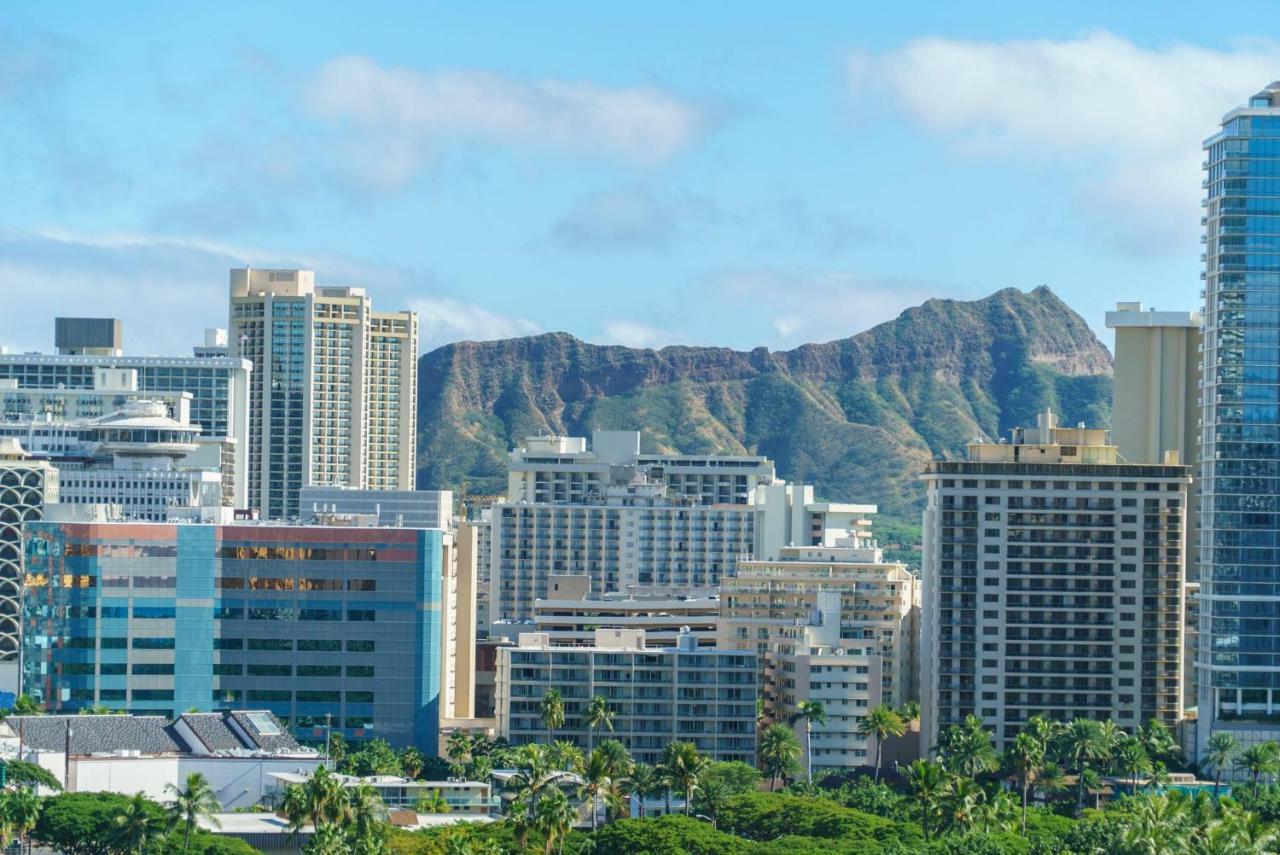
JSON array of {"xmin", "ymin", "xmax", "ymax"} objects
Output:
[{"xmin": 415, "ymin": 286, "xmax": 1114, "ymax": 548}]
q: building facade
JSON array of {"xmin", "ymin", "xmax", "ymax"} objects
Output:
[
  {"xmin": 0, "ymin": 352, "xmax": 250, "ymax": 508},
  {"xmin": 228, "ymin": 268, "xmax": 418, "ymax": 519},
  {"xmin": 0, "ymin": 441, "xmax": 57, "ymax": 691},
  {"xmin": 921, "ymin": 411, "xmax": 1190, "ymax": 751},
  {"xmin": 21, "ymin": 519, "xmax": 441, "ymax": 749},
  {"xmin": 719, "ymin": 522, "xmax": 920, "ymax": 713},
  {"xmin": 519, "ymin": 574, "xmax": 720, "ymax": 648},
  {"xmin": 495, "ymin": 629, "xmax": 756, "ymax": 764},
  {"xmin": 1198, "ymin": 81, "xmax": 1280, "ymax": 758},
  {"xmin": 1106, "ymin": 301, "xmax": 1204, "ymax": 713}
]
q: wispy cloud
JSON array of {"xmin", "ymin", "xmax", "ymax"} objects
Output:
[
  {"xmin": 550, "ymin": 187, "xmax": 721, "ymax": 251},
  {"xmin": 710, "ymin": 269, "xmax": 948, "ymax": 347},
  {"xmin": 850, "ymin": 31, "xmax": 1277, "ymax": 253},
  {"xmin": 0, "ymin": 229, "xmax": 537, "ymax": 355},
  {"xmin": 408, "ymin": 297, "xmax": 542, "ymax": 350},
  {"xmin": 304, "ymin": 55, "xmax": 714, "ymax": 189},
  {"xmin": 595, "ymin": 319, "xmax": 693, "ymax": 349}
]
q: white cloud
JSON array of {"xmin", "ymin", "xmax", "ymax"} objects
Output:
[
  {"xmin": 409, "ymin": 297, "xmax": 542, "ymax": 350},
  {"xmin": 596, "ymin": 319, "xmax": 690, "ymax": 349},
  {"xmin": 305, "ymin": 56, "xmax": 710, "ymax": 188},
  {"xmin": 0, "ymin": 229, "xmax": 535, "ymax": 356},
  {"xmin": 850, "ymin": 31, "xmax": 1278, "ymax": 252},
  {"xmin": 711, "ymin": 269, "xmax": 947, "ymax": 348}
]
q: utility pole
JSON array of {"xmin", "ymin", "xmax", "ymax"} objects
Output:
[{"xmin": 63, "ymin": 720, "xmax": 72, "ymax": 792}]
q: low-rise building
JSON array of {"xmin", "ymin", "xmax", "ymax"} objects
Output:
[
  {"xmin": 495, "ymin": 629, "xmax": 757, "ymax": 765},
  {"xmin": 0, "ymin": 710, "xmax": 322, "ymax": 808},
  {"xmin": 267, "ymin": 771, "xmax": 497, "ymax": 815}
]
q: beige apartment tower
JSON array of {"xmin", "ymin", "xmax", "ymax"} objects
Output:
[
  {"xmin": 228, "ymin": 269, "xmax": 418, "ymax": 519},
  {"xmin": 1106, "ymin": 301, "xmax": 1202, "ymax": 711},
  {"xmin": 920, "ymin": 410, "xmax": 1190, "ymax": 752}
]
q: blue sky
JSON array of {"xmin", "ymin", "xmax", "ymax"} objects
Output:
[{"xmin": 1, "ymin": 2, "xmax": 1273, "ymax": 355}]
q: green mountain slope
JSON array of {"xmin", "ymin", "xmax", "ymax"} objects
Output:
[{"xmin": 416, "ymin": 286, "xmax": 1113, "ymax": 549}]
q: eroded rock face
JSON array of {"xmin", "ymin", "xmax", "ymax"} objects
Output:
[{"xmin": 415, "ymin": 285, "xmax": 1113, "ymax": 535}]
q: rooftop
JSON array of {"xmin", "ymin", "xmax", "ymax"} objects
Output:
[{"xmin": 5, "ymin": 710, "xmax": 312, "ymax": 758}]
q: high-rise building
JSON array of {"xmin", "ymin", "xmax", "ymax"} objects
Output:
[
  {"xmin": 0, "ymin": 440, "xmax": 56, "ymax": 693},
  {"xmin": 920, "ymin": 410, "xmax": 1190, "ymax": 751},
  {"xmin": 228, "ymin": 268, "xmax": 418, "ymax": 519},
  {"xmin": 1107, "ymin": 301, "xmax": 1204, "ymax": 712},
  {"xmin": 1198, "ymin": 82, "xmax": 1280, "ymax": 757},
  {"xmin": 495, "ymin": 629, "xmax": 757, "ymax": 764},
  {"xmin": 21, "ymin": 514, "xmax": 442, "ymax": 749},
  {"xmin": 0, "ymin": 350, "xmax": 250, "ymax": 509}
]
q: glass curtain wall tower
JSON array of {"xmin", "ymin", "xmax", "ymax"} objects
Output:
[{"xmin": 1200, "ymin": 81, "xmax": 1280, "ymax": 754}]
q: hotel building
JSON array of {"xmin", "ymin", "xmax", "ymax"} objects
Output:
[
  {"xmin": 228, "ymin": 268, "xmax": 417, "ymax": 519},
  {"xmin": 920, "ymin": 410, "xmax": 1190, "ymax": 750}
]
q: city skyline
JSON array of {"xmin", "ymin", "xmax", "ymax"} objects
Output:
[{"xmin": 2, "ymin": 2, "xmax": 1271, "ymax": 357}]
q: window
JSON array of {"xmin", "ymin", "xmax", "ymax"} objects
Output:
[
  {"xmin": 213, "ymin": 664, "xmax": 242, "ymax": 676},
  {"xmin": 133, "ymin": 638, "xmax": 175, "ymax": 650},
  {"xmin": 214, "ymin": 638, "xmax": 244, "ymax": 650},
  {"xmin": 347, "ymin": 609, "xmax": 376, "ymax": 622},
  {"xmin": 346, "ymin": 691, "xmax": 374, "ymax": 703},
  {"xmin": 299, "ymin": 665, "xmax": 342, "ymax": 677},
  {"xmin": 248, "ymin": 639, "xmax": 293, "ymax": 651},
  {"xmin": 132, "ymin": 663, "xmax": 174, "ymax": 675},
  {"xmin": 297, "ymin": 640, "xmax": 342, "ymax": 652},
  {"xmin": 247, "ymin": 664, "xmax": 292, "ymax": 676},
  {"xmin": 346, "ymin": 665, "xmax": 374, "ymax": 678},
  {"xmin": 297, "ymin": 691, "xmax": 340, "ymax": 703},
  {"xmin": 247, "ymin": 690, "xmax": 291, "ymax": 702}
]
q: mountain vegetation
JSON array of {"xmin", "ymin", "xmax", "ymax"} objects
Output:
[{"xmin": 418, "ymin": 286, "xmax": 1112, "ymax": 551}]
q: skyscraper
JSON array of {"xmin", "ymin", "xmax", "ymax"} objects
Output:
[
  {"xmin": 1199, "ymin": 82, "xmax": 1280, "ymax": 755},
  {"xmin": 228, "ymin": 269, "xmax": 418, "ymax": 519}
]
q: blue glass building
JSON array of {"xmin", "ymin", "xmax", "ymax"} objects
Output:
[
  {"xmin": 1200, "ymin": 82, "xmax": 1280, "ymax": 753},
  {"xmin": 21, "ymin": 520, "xmax": 441, "ymax": 750}
]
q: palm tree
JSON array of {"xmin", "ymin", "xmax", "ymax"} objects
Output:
[
  {"xmin": 347, "ymin": 783, "xmax": 388, "ymax": 843},
  {"xmin": 938, "ymin": 715, "xmax": 998, "ymax": 779},
  {"xmin": 280, "ymin": 784, "xmax": 310, "ymax": 852},
  {"xmin": 1236, "ymin": 743, "xmax": 1279, "ymax": 799},
  {"xmin": 415, "ymin": 789, "xmax": 451, "ymax": 814},
  {"xmin": 943, "ymin": 777, "xmax": 986, "ymax": 835},
  {"xmin": 3, "ymin": 786, "xmax": 39, "ymax": 855},
  {"xmin": 905, "ymin": 759, "xmax": 950, "ymax": 843},
  {"xmin": 576, "ymin": 747, "xmax": 614, "ymax": 830},
  {"xmin": 758, "ymin": 723, "xmax": 801, "ymax": 791},
  {"xmin": 445, "ymin": 731, "xmax": 473, "ymax": 768},
  {"xmin": 1114, "ymin": 737, "xmax": 1153, "ymax": 793},
  {"xmin": 1035, "ymin": 761, "xmax": 1069, "ymax": 807},
  {"xmin": 856, "ymin": 704, "xmax": 905, "ymax": 784},
  {"xmin": 508, "ymin": 743, "xmax": 566, "ymax": 812},
  {"xmin": 506, "ymin": 796, "xmax": 534, "ymax": 851},
  {"xmin": 401, "ymin": 746, "xmax": 426, "ymax": 780},
  {"xmin": 899, "ymin": 700, "xmax": 921, "ymax": 724},
  {"xmin": 1005, "ymin": 731, "xmax": 1044, "ymax": 834},
  {"xmin": 548, "ymin": 741, "xmax": 584, "ymax": 774},
  {"xmin": 596, "ymin": 738, "xmax": 633, "ymax": 781},
  {"xmin": 663, "ymin": 741, "xmax": 708, "ymax": 816},
  {"xmin": 1065, "ymin": 718, "xmax": 1113, "ymax": 812},
  {"xmin": 539, "ymin": 689, "xmax": 565, "ymax": 745},
  {"xmin": 792, "ymin": 700, "xmax": 827, "ymax": 784},
  {"xmin": 693, "ymin": 777, "xmax": 730, "ymax": 825},
  {"xmin": 585, "ymin": 695, "xmax": 614, "ymax": 752},
  {"xmin": 1140, "ymin": 718, "xmax": 1180, "ymax": 767},
  {"xmin": 110, "ymin": 792, "xmax": 167, "ymax": 855},
  {"xmin": 166, "ymin": 772, "xmax": 222, "ymax": 853},
  {"xmin": 622, "ymin": 762, "xmax": 660, "ymax": 818},
  {"xmin": 1204, "ymin": 731, "xmax": 1239, "ymax": 798},
  {"xmin": 534, "ymin": 787, "xmax": 575, "ymax": 855}
]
